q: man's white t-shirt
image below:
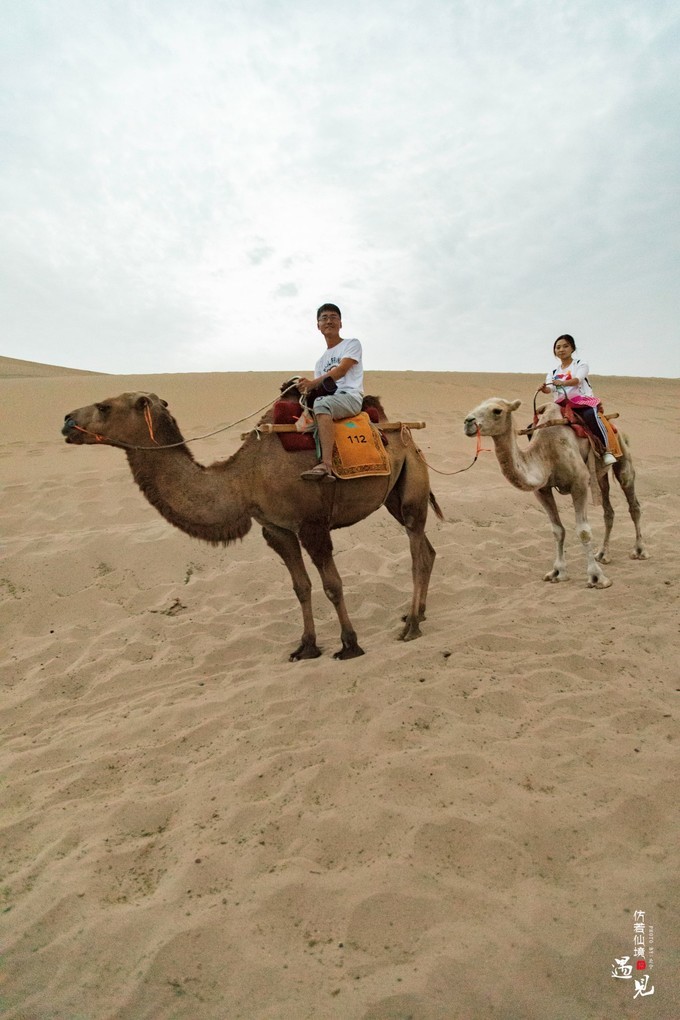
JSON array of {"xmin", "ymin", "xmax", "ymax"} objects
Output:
[{"xmin": 315, "ymin": 337, "xmax": 363, "ymax": 396}]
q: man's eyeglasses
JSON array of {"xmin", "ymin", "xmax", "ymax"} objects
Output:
[{"xmin": 318, "ymin": 314, "xmax": 340, "ymax": 323}]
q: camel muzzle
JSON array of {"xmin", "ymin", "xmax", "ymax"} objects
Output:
[
  {"xmin": 62, "ymin": 418, "xmax": 82, "ymax": 442},
  {"xmin": 463, "ymin": 418, "xmax": 478, "ymax": 437}
]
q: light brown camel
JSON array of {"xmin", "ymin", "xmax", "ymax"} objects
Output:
[
  {"xmin": 62, "ymin": 391, "xmax": 443, "ymax": 660},
  {"xmin": 463, "ymin": 398, "xmax": 646, "ymax": 587}
]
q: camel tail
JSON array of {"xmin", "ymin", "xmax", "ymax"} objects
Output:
[{"xmin": 429, "ymin": 491, "xmax": 445, "ymax": 521}]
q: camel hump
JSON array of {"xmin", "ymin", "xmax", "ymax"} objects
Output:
[
  {"xmin": 361, "ymin": 394, "xmax": 387, "ymax": 420},
  {"xmin": 538, "ymin": 402, "xmax": 563, "ymax": 422}
]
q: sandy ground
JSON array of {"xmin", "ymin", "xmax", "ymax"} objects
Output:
[{"xmin": 1, "ymin": 361, "xmax": 678, "ymax": 1019}]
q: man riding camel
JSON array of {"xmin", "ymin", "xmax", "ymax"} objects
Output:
[{"xmin": 297, "ymin": 303, "xmax": 364, "ymax": 483}]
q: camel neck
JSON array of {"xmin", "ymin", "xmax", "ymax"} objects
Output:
[
  {"xmin": 125, "ymin": 447, "xmax": 252, "ymax": 545},
  {"xmin": 492, "ymin": 431, "xmax": 546, "ymax": 492}
]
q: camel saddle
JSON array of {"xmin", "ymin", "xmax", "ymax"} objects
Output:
[
  {"xmin": 559, "ymin": 402, "xmax": 605, "ymax": 455},
  {"xmin": 558, "ymin": 401, "xmax": 622, "ymax": 506},
  {"xmin": 272, "ymin": 401, "xmax": 390, "ymax": 478},
  {"xmin": 273, "ymin": 400, "xmax": 381, "ymax": 452}
]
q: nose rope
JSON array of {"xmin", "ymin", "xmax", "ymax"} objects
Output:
[
  {"xmin": 71, "ymin": 406, "xmax": 158, "ymax": 446},
  {"xmin": 72, "ymin": 424, "xmax": 106, "ymax": 443},
  {"xmin": 66, "ymin": 383, "xmax": 301, "ymax": 452}
]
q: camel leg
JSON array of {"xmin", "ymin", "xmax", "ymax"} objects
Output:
[
  {"xmin": 571, "ymin": 485, "xmax": 612, "ymax": 588},
  {"xmin": 384, "ymin": 486, "xmax": 436, "ymax": 642},
  {"xmin": 399, "ymin": 531, "xmax": 436, "ymax": 640},
  {"xmin": 613, "ymin": 453, "xmax": 648, "ymax": 560},
  {"xmin": 299, "ymin": 523, "xmax": 365, "ymax": 660},
  {"xmin": 595, "ymin": 470, "xmax": 615, "ymax": 563},
  {"xmin": 261, "ymin": 525, "xmax": 322, "ymax": 661},
  {"xmin": 535, "ymin": 487, "xmax": 569, "ymax": 582}
]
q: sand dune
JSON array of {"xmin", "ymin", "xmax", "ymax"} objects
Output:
[
  {"xmin": 1, "ymin": 367, "xmax": 678, "ymax": 1018},
  {"xmin": 0, "ymin": 355, "xmax": 102, "ymax": 378}
]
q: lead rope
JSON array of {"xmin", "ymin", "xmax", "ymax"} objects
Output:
[
  {"xmin": 70, "ymin": 382, "xmax": 301, "ymax": 451},
  {"xmin": 405, "ymin": 424, "xmax": 491, "ymax": 476}
]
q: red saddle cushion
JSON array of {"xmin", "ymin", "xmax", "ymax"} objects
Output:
[{"xmin": 273, "ymin": 400, "xmax": 315, "ymax": 450}]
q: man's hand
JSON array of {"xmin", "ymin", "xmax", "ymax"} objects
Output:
[{"xmin": 297, "ymin": 377, "xmax": 315, "ymax": 394}]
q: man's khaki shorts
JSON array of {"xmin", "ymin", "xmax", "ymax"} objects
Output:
[{"xmin": 313, "ymin": 391, "xmax": 363, "ymax": 419}]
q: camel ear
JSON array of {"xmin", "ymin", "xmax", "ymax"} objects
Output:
[
  {"xmin": 135, "ymin": 393, "xmax": 168, "ymax": 411},
  {"xmin": 509, "ymin": 399, "xmax": 522, "ymax": 412}
]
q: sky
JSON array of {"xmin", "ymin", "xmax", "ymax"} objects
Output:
[{"xmin": 2, "ymin": 0, "xmax": 679, "ymax": 378}]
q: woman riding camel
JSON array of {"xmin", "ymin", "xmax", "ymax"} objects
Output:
[{"xmin": 540, "ymin": 334, "xmax": 621, "ymax": 466}]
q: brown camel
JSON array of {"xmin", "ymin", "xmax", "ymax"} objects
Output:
[
  {"xmin": 62, "ymin": 391, "xmax": 443, "ymax": 660},
  {"xmin": 463, "ymin": 398, "xmax": 646, "ymax": 587}
]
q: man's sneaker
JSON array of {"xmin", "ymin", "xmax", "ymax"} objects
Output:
[{"xmin": 602, "ymin": 452, "xmax": 617, "ymax": 466}]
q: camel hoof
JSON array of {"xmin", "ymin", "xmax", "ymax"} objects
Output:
[
  {"xmin": 595, "ymin": 551, "xmax": 611, "ymax": 564},
  {"xmin": 289, "ymin": 642, "xmax": 322, "ymax": 661},
  {"xmin": 543, "ymin": 571, "xmax": 567, "ymax": 583},
  {"xmin": 399, "ymin": 620, "xmax": 423, "ymax": 641},
  {"xmin": 333, "ymin": 644, "xmax": 365, "ymax": 660},
  {"xmin": 631, "ymin": 550, "xmax": 649, "ymax": 560},
  {"xmin": 587, "ymin": 577, "xmax": 612, "ymax": 589}
]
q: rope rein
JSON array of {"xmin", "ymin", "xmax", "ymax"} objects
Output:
[
  {"xmin": 73, "ymin": 388, "xmax": 492, "ymax": 477},
  {"xmin": 531, "ymin": 382, "xmax": 567, "ymax": 427},
  {"xmin": 72, "ymin": 385, "xmax": 575, "ymax": 477},
  {"xmin": 407, "ymin": 425, "xmax": 492, "ymax": 476},
  {"xmin": 71, "ymin": 383, "xmax": 300, "ymax": 451}
]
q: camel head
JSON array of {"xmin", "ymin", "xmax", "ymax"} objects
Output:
[
  {"xmin": 62, "ymin": 392, "xmax": 177, "ymax": 448},
  {"xmin": 463, "ymin": 398, "xmax": 522, "ymax": 438}
]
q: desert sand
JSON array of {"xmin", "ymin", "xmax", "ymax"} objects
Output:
[{"xmin": 1, "ymin": 360, "xmax": 678, "ymax": 1019}]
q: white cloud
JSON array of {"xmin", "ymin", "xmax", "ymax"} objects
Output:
[{"xmin": 1, "ymin": 0, "xmax": 678, "ymax": 376}]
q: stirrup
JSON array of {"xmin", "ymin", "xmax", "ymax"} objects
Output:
[{"xmin": 300, "ymin": 463, "xmax": 335, "ymax": 482}]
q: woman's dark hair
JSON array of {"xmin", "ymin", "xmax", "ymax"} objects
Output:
[
  {"xmin": 317, "ymin": 302, "xmax": 341, "ymax": 320},
  {"xmin": 553, "ymin": 334, "xmax": 576, "ymax": 356}
]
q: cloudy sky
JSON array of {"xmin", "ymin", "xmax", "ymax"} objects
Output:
[{"xmin": 2, "ymin": 0, "xmax": 678, "ymax": 377}]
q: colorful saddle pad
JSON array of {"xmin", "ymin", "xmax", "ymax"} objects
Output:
[
  {"xmin": 272, "ymin": 401, "xmax": 382, "ymax": 455},
  {"xmin": 559, "ymin": 402, "xmax": 621, "ymax": 458},
  {"xmin": 330, "ymin": 412, "xmax": 390, "ymax": 479},
  {"xmin": 558, "ymin": 402, "xmax": 592, "ymax": 443}
]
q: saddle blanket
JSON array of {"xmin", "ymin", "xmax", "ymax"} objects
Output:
[
  {"xmin": 271, "ymin": 403, "xmax": 389, "ymax": 477},
  {"xmin": 274, "ymin": 401, "xmax": 380, "ymax": 449},
  {"xmin": 331, "ymin": 412, "xmax": 390, "ymax": 479},
  {"xmin": 559, "ymin": 402, "xmax": 622, "ymax": 458}
]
